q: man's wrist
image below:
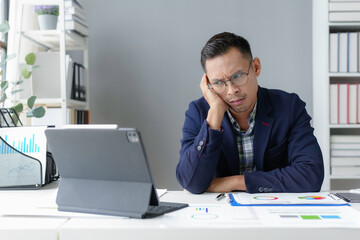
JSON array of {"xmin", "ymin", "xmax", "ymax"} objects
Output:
[{"xmin": 206, "ymin": 107, "xmax": 226, "ymax": 130}]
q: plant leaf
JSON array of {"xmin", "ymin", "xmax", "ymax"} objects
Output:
[
  {"xmin": 25, "ymin": 53, "xmax": 36, "ymax": 65},
  {"xmin": 16, "ymin": 79, "xmax": 23, "ymax": 85},
  {"xmin": 27, "ymin": 106, "xmax": 45, "ymax": 118},
  {"xmin": 0, "ymin": 21, "xmax": 10, "ymax": 34},
  {"xmin": 30, "ymin": 65, "xmax": 40, "ymax": 70},
  {"xmin": 1, "ymin": 81, "xmax": 8, "ymax": 91},
  {"xmin": 11, "ymin": 114, "xmax": 19, "ymax": 126},
  {"xmin": 27, "ymin": 96, "xmax": 36, "ymax": 109},
  {"xmin": 11, "ymin": 89, "xmax": 23, "ymax": 94},
  {"xmin": 12, "ymin": 103, "xmax": 23, "ymax": 113},
  {"xmin": 22, "ymin": 68, "xmax": 32, "ymax": 79},
  {"xmin": 0, "ymin": 92, "xmax": 6, "ymax": 102}
]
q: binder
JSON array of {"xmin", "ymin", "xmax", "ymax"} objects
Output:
[{"xmin": 71, "ymin": 62, "xmax": 86, "ymax": 101}]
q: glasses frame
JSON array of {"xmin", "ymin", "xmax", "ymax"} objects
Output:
[{"xmin": 208, "ymin": 60, "xmax": 252, "ymax": 94}]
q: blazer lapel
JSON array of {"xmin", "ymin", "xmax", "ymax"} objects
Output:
[
  {"xmin": 221, "ymin": 115, "xmax": 240, "ymax": 175},
  {"xmin": 254, "ymin": 87, "xmax": 274, "ymax": 171}
]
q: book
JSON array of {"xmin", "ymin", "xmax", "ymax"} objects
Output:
[
  {"xmin": 331, "ymin": 149, "xmax": 360, "ymax": 157},
  {"xmin": 329, "ymin": 2, "xmax": 360, "ymax": 11},
  {"xmin": 65, "ymin": 0, "xmax": 84, "ymax": 9},
  {"xmin": 329, "ymin": 33, "xmax": 338, "ymax": 72},
  {"xmin": 332, "ymin": 166, "xmax": 360, "ymax": 175},
  {"xmin": 65, "ymin": 20, "xmax": 88, "ymax": 36},
  {"xmin": 329, "ymin": 12, "xmax": 360, "ymax": 22},
  {"xmin": 338, "ymin": 32, "xmax": 348, "ymax": 72},
  {"xmin": 65, "ymin": 5, "xmax": 86, "ymax": 20},
  {"xmin": 358, "ymin": 84, "xmax": 360, "ymax": 123},
  {"xmin": 332, "ymin": 157, "xmax": 360, "ymax": 166},
  {"xmin": 331, "ymin": 142, "xmax": 360, "ymax": 149},
  {"xmin": 66, "ymin": 55, "xmax": 73, "ymax": 100},
  {"xmin": 338, "ymin": 83, "xmax": 348, "ymax": 124},
  {"xmin": 330, "ymin": 84, "xmax": 339, "ymax": 124},
  {"xmin": 64, "ymin": 13, "xmax": 87, "ymax": 27},
  {"xmin": 349, "ymin": 83, "xmax": 358, "ymax": 124},
  {"xmin": 349, "ymin": 32, "xmax": 358, "ymax": 72},
  {"xmin": 331, "ymin": 135, "xmax": 360, "ymax": 142}
]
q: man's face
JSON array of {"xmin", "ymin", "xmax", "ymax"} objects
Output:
[{"xmin": 205, "ymin": 47, "xmax": 260, "ymax": 115}]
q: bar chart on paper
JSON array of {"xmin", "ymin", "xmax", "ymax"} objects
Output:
[
  {"xmin": 0, "ymin": 134, "xmax": 41, "ymax": 154},
  {"xmin": 0, "ymin": 126, "xmax": 48, "ymax": 184}
]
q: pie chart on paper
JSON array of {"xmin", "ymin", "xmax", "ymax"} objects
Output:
[{"xmin": 298, "ymin": 196, "xmax": 326, "ymax": 200}]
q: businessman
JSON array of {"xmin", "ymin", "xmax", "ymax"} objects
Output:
[{"xmin": 176, "ymin": 32, "xmax": 324, "ymax": 194}]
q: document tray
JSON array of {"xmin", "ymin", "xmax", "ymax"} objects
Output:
[{"xmin": 0, "ymin": 136, "xmax": 42, "ymax": 189}]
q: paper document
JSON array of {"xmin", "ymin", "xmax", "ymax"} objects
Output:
[
  {"xmin": 156, "ymin": 189, "xmax": 167, "ymax": 198},
  {"xmin": 0, "ymin": 126, "xmax": 48, "ymax": 184},
  {"xmin": 229, "ymin": 192, "xmax": 349, "ymax": 206}
]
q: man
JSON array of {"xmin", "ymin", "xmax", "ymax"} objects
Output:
[{"xmin": 176, "ymin": 32, "xmax": 324, "ymax": 194}]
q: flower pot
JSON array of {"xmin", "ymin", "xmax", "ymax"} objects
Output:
[{"xmin": 37, "ymin": 14, "xmax": 58, "ymax": 30}]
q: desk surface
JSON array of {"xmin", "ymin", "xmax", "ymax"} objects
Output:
[{"xmin": 0, "ymin": 182, "xmax": 360, "ymax": 240}]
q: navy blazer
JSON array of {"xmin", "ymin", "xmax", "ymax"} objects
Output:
[{"xmin": 176, "ymin": 86, "xmax": 324, "ymax": 194}]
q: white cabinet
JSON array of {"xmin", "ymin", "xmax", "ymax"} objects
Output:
[
  {"xmin": 6, "ymin": 0, "xmax": 89, "ymax": 126},
  {"xmin": 313, "ymin": 0, "xmax": 360, "ymax": 191}
]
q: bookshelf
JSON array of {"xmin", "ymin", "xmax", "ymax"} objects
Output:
[
  {"xmin": 6, "ymin": 0, "xmax": 89, "ymax": 126},
  {"xmin": 313, "ymin": 0, "xmax": 360, "ymax": 191}
]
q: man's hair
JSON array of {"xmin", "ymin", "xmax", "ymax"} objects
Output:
[{"xmin": 200, "ymin": 32, "xmax": 253, "ymax": 72}]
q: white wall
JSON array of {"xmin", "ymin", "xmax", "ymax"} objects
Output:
[{"xmin": 83, "ymin": 0, "xmax": 313, "ymax": 190}]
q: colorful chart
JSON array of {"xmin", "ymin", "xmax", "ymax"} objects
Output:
[
  {"xmin": 253, "ymin": 196, "xmax": 278, "ymax": 200},
  {"xmin": 298, "ymin": 196, "xmax": 326, "ymax": 200},
  {"xmin": 191, "ymin": 207, "xmax": 218, "ymax": 219},
  {"xmin": 0, "ymin": 134, "xmax": 40, "ymax": 155}
]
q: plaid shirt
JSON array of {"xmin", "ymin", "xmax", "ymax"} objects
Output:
[{"xmin": 227, "ymin": 102, "xmax": 257, "ymax": 175}]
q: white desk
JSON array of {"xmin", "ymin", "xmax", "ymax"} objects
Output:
[
  {"xmin": 0, "ymin": 183, "xmax": 66, "ymax": 240},
  {"xmin": 1, "ymin": 182, "xmax": 360, "ymax": 240}
]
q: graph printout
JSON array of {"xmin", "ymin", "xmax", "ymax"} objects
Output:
[
  {"xmin": 230, "ymin": 192, "xmax": 349, "ymax": 206},
  {"xmin": 0, "ymin": 126, "xmax": 48, "ymax": 184}
]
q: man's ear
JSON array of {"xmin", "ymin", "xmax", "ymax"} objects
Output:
[{"xmin": 252, "ymin": 57, "xmax": 261, "ymax": 77}]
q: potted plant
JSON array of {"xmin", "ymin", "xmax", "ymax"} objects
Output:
[{"xmin": 33, "ymin": 5, "xmax": 59, "ymax": 30}]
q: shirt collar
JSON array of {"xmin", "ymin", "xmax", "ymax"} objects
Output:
[{"xmin": 227, "ymin": 102, "xmax": 257, "ymax": 133}]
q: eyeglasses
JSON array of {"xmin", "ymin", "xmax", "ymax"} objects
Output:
[{"xmin": 208, "ymin": 61, "xmax": 252, "ymax": 94}]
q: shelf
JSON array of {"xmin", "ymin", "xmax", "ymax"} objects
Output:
[
  {"xmin": 330, "ymin": 124, "xmax": 360, "ymax": 129},
  {"xmin": 21, "ymin": 30, "xmax": 87, "ymax": 51},
  {"xmin": 330, "ymin": 175, "xmax": 360, "ymax": 180},
  {"xmin": 67, "ymin": 99, "xmax": 88, "ymax": 110},
  {"xmin": 13, "ymin": 98, "xmax": 88, "ymax": 109},
  {"xmin": 329, "ymin": 73, "xmax": 360, "ymax": 77}
]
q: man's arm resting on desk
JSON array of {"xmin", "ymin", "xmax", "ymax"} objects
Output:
[{"xmin": 206, "ymin": 175, "xmax": 246, "ymax": 192}]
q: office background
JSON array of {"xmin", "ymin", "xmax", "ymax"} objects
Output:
[{"xmin": 83, "ymin": 0, "xmax": 312, "ymax": 190}]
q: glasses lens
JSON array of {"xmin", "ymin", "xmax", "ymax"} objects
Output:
[
  {"xmin": 232, "ymin": 74, "xmax": 248, "ymax": 87},
  {"xmin": 211, "ymin": 83, "xmax": 225, "ymax": 94}
]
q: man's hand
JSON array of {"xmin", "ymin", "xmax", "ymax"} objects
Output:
[
  {"xmin": 206, "ymin": 175, "xmax": 246, "ymax": 192},
  {"xmin": 200, "ymin": 74, "xmax": 228, "ymax": 130}
]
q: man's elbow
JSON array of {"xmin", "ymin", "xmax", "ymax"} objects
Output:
[{"xmin": 176, "ymin": 171, "xmax": 208, "ymax": 194}]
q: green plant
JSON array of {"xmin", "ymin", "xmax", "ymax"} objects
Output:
[
  {"xmin": 0, "ymin": 20, "xmax": 45, "ymax": 120},
  {"xmin": 33, "ymin": 5, "xmax": 59, "ymax": 16}
]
